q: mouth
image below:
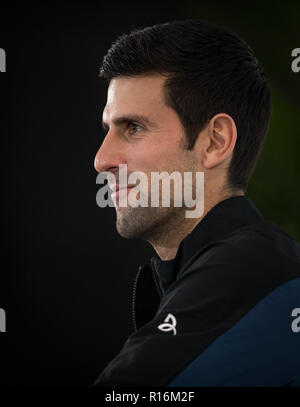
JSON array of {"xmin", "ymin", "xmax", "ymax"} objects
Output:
[{"xmin": 110, "ymin": 185, "xmax": 135, "ymax": 201}]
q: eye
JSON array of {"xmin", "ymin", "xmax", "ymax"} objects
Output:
[{"xmin": 127, "ymin": 122, "xmax": 143, "ymax": 135}]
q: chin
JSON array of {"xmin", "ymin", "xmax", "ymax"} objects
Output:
[
  {"xmin": 115, "ymin": 209, "xmax": 142, "ymax": 239},
  {"xmin": 116, "ymin": 220, "xmax": 143, "ymax": 239},
  {"xmin": 115, "ymin": 207, "xmax": 157, "ymax": 240}
]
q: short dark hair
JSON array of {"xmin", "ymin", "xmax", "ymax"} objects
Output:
[{"xmin": 99, "ymin": 19, "xmax": 271, "ymax": 191}]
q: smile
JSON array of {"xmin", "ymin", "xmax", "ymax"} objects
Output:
[{"xmin": 111, "ymin": 186, "xmax": 135, "ymax": 200}]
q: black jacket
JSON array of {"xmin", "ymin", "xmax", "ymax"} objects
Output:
[{"xmin": 94, "ymin": 196, "xmax": 300, "ymax": 386}]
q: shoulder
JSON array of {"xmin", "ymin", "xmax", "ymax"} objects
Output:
[
  {"xmin": 177, "ymin": 220, "xmax": 300, "ymax": 306},
  {"xmin": 187, "ymin": 220, "xmax": 300, "ymax": 276}
]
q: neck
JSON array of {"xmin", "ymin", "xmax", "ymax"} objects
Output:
[
  {"xmin": 149, "ymin": 190, "xmax": 244, "ymax": 261},
  {"xmin": 150, "ymin": 217, "xmax": 198, "ymax": 260}
]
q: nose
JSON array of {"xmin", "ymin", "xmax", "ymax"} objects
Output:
[{"xmin": 94, "ymin": 132, "xmax": 126, "ymax": 174}]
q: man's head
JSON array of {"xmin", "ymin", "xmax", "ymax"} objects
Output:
[{"xmin": 94, "ymin": 19, "xmax": 271, "ymax": 247}]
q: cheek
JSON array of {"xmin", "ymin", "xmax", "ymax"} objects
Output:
[
  {"xmin": 147, "ymin": 148, "xmax": 178, "ymax": 172},
  {"xmin": 127, "ymin": 131, "xmax": 186, "ymax": 173},
  {"xmin": 128, "ymin": 142, "xmax": 163, "ymax": 170}
]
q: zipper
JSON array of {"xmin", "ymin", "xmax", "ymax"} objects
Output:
[
  {"xmin": 131, "ymin": 263, "xmax": 163, "ymax": 332},
  {"xmin": 131, "ymin": 265, "xmax": 142, "ymax": 332}
]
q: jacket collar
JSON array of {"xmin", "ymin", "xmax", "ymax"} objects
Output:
[{"xmin": 150, "ymin": 195, "xmax": 264, "ymax": 294}]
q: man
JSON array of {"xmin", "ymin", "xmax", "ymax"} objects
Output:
[{"xmin": 93, "ymin": 20, "xmax": 300, "ymax": 386}]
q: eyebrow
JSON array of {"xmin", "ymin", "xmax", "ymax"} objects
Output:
[{"xmin": 102, "ymin": 114, "xmax": 158, "ymax": 132}]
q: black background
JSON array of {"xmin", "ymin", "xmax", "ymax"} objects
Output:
[
  {"xmin": 0, "ymin": 1, "xmax": 187, "ymax": 387},
  {"xmin": 0, "ymin": 1, "xmax": 299, "ymax": 389}
]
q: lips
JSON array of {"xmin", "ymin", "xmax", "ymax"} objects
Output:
[
  {"xmin": 110, "ymin": 185, "xmax": 135, "ymax": 202},
  {"xmin": 110, "ymin": 185, "xmax": 134, "ymax": 192}
]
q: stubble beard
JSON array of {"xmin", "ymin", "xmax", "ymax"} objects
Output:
[{"xmin": 115, "ymin": 204, "xmax": 184, "ymax": 242}]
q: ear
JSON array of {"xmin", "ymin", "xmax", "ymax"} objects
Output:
[{"xmin": 202, "ymin": 113, "xmax": 237, "ymax": 169}]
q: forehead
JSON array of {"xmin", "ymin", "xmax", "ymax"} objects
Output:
[{"xmin": 103, "ymin": 74, "xmax": 168, "ymax": 122}]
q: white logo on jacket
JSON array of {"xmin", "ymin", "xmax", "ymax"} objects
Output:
[{"xmin": 158, "ymin": 313, "xmax": 177, "ymax": 336}]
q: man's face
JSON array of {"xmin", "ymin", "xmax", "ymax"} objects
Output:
[{"xmin": 94, "ymin": 74, "xmax": 202, "ymax": 240}]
